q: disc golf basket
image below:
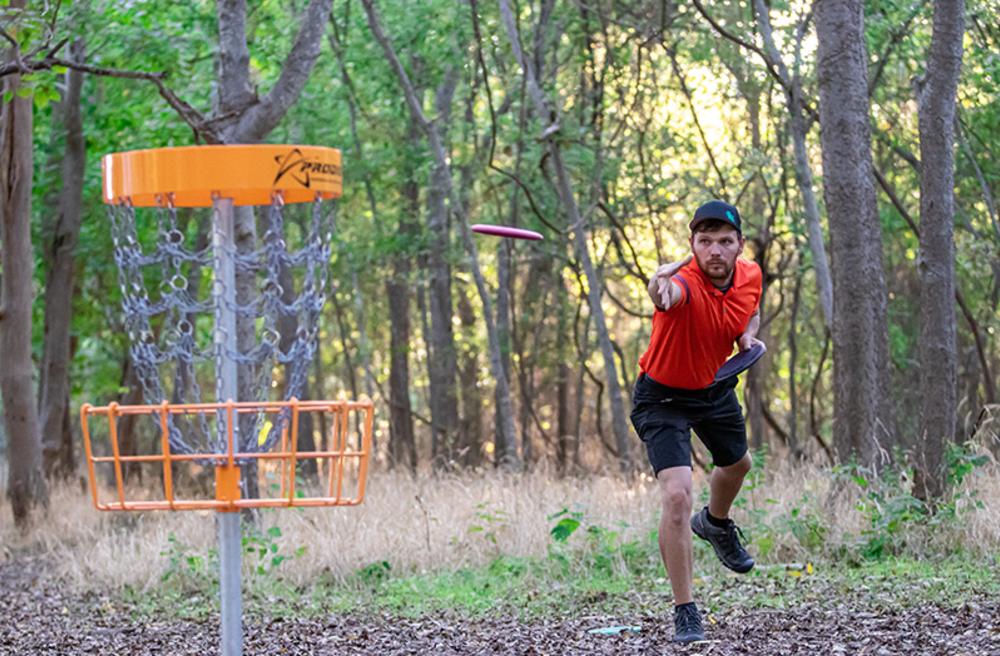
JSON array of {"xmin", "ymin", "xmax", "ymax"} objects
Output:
[{"xmin": 80, "ymin": 145, "xmax": 373, "ymax": 656}]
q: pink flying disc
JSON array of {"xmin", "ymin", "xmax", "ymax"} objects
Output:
[{"xmin": 471, "ymin": 224, "xmax": 543, "ymax": 240}]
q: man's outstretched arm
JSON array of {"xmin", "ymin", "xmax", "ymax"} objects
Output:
[{"xmin": 648, "ymin": 255, "xmax": 693, "ymax": 311}]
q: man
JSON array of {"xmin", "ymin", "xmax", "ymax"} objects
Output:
[{"xmin": 631, "ymin": 199, "xmax": 763, "ymax": 643}]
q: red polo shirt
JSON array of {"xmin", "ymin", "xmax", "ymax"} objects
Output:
[{"xmin": 638, "ymin": 257, "xmax": 762, "ymax": 390}]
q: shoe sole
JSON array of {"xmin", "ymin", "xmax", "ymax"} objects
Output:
[
  {"xmin": 673, "ymin": 636, "xmax": 706, "ymax": 643},
  {"xmin": 691, "ymin": 515, "xmax": 755, "ymax": 574}
]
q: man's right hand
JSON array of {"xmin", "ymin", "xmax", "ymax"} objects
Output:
[{"xmin": 648, "ymin": 255, "xmax": 693, "ymax": 311}]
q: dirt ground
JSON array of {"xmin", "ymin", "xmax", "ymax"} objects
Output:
[{"xmin": 2, "ymin": 557, "xmax": 998, "ymax": 655}]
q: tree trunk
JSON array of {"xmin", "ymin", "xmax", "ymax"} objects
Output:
[
  {"xmin": 510, "ymin": 255, "xmax": 550, "ymax": 471},
  {"xmin": 386, "ymin": 264, "xmax": 417, "ymax": 470},
  {"xmin": 815, "ymin": 0, "xmax": 896, "ymax": 466},
  {"xmin": 456, "ymin": 288, "xmax": 484, "ymax": 468},
  {"xmin": 914, "ymin": 0, "xmax": 965, "ymax": 500},
  {"xmin": 555, "ymin": 293, "xmax": 574, "ymax": 474},
  {"xmin": 330, "ymin": 287, "xmax": 360, "ymax": 401},
  {"xmin": 327, "ymin": 208, "xmax": 377, "ymax": 412},
  {"xmin": 497, "ymin": 0, "xmax": 633, "ymax": 472},
  {"xmin": 331, "ymin": 12, "xmax": 415, "ymax": 468},
  {"xmin": 494, "ymin": 238, "xmax": 517, "ymax": 467},
  {"xmin": 115, "ymin": 353, "xmax": 146, "ymax": 484},
  {"xmin": 37, "ymin": 39, "xmax": 86, "ymax": 479},
  {"xmin": 572, "ymin": 357, "xmax": 586, "ymax": 470},
  {"xmin": 215, "ymin": 0, "xmax": 332, "ymax": 143},
  {"xmin": 498, "ymin": 122, "xmax": 529, "ymax": 468},
  {"xmin": 1, "ymin": 15, "xmax": 49, "ymax": 524},
  {"xmin": 787, "ymin": 269, "xmax": 803, "ymax": 455},
  {"xmin": 423, "ymin": 84, "xmax": 461, "ymax": 468},
  {"xmin": 788, "ymin": 98, "xmax": 834, "ymax": 330},
  {"xmin": 743, "ymin": 76, "xmax": 770, "ymax": 451},
  {"xmin": 385, "ymin": 129, "xmax": 419, "ymax": 472}
]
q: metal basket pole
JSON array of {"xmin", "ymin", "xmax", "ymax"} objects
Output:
[{"xmin": 213, "ymin": 197, "xmax": 242, "ymax": 656}]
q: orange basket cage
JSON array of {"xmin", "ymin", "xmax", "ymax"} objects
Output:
[{"xmin": 81, "ymin": 399, "xmax": 373, "ymax": 512}]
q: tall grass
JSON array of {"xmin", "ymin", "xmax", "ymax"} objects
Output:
[{"xmin": 2, "ymin": 451, "xmax": 998, "ymax": 594}]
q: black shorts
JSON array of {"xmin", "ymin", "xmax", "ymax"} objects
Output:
[{"xmin": 629, "ymin": 373, "xmax": 748, "ymax": 474}]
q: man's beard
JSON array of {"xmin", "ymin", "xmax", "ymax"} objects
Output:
[{"xmin": 695, "ymin": 254, "xmax": 734, "ymax": 284}]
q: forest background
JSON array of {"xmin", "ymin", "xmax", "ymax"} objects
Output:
[{"xmin": 1, "ymin": 0, "xmax": 1000, "ymax": 638}]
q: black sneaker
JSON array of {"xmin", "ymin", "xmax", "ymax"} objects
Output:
[
  {"xmin": 673, "ymin": 603, "xmax": 705, "ymax": 643},
  {"xmin": 690, "ymin": 507, "xmax": 755, "ymax": 573}
]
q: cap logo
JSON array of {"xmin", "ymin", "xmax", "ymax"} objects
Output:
[{"xmin": 726, "ymin": 210, "xmax": 735, "ymax": 223}]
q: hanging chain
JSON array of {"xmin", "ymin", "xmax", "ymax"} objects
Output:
[{"xmin": 107, "ymin": 194, "xmax": 332, "ymax": 456}]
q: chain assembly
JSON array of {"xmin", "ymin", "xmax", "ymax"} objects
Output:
[{"xmin": 107, "ymin": 195, "xmax": 332, "ymax": 456}]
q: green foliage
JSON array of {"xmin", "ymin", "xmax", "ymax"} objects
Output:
[
  {"xmin": 159, "ymin": 533, "xmax": 216, "ymax": 591},
  {"xmin": 932, "ymin": 443, "xmax": 988, "ymax": 523},
  {"xmin": 546, "ymin": 506, "xmax": 658, "ymax": 581},
  {"xmin": 729, "ymin": 444, "xmax": 992, "ymax": 565},
  {"xmin": 830, "ymin": 447, "xmax": 989, "ymax": 561},
  {"xmin": 242, "ymin": 525, "xmax": 306, "ymax": 578},
  {"xmin": 752, "ymin": 497, "xmax": 829, "ymax": 559},
  {"xmin": 356, "ymin": 560, "xmax": 392, "ymax": 585},
  {"xmin": 786, "ymin": 504, "xmax": 829, "ymax": 551},
  {"xmin": 159, "ymin": 522, "xmax": 306, "ymax": 593},
  {"xmin": 547, "ymin": 507, "xmax": 583, "ymax": 542},
  {"xmin": 134, "ymin": 547, "xmax": 1000, "ymax": 622},
  {"xmin": 945, "ymin": 442, "xmax": 989, "ymax": 487},
  {"xmin": 850, "ymin": 470, "xmax": 927, "ymax": 561},
  {"xmin": 467, "ymin": 503, "xmax": 511, "ymax": 550}
]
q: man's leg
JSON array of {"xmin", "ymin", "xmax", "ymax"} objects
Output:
[
  {"xmin": 656, "ymin": 466, "xmax": 694, "ymax": 604},
  {"xmin": 630, "ymin": 376, "xmax": 705, "ymax": 641},
  {"xmin": 708, "ymin": 452, "xmax": 752, "ymax": 520},
  {"xmin": 691, "ymin": 395, "xmax": 755, "ymax": 574}
]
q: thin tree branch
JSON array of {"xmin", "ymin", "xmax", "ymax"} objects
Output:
[
  {"xmin": 762, "ymin": 405, "xmax": 790, "ymax": 447},
  {"xmin": 1, "ymin": 56, "xmax": 217, "ymax": 142},
  {"xmin": 468, "ymin": 0, "xmax": 562, "ymax": 235},
  {"xmin": 694, "ymin": 0, "xmax": 820, "ymax": 122},
  {"xmin": 809, "ymin": 327, "xmax": 833, "ymax": 464},
  {"xmin": 597, "ymin": 200, "xmax": 646, "ymax": 280},
  {"xmin": 664, "ymin": 45, "xmax": 727, "ymax": 195},
  {"xmin": 691, "ymin": 0, "xmax": 784, "ymax": 86},
  {"xmin": 956, "ymin": 116, "xmax": 1000, "ymax": 242},
  {"xmin": 602, "ymin": 280, "xmax": 648, "ymax": 319},
  {"xmin": 868, "ymin": 0, "xmax": 928, "ymax": 96}
]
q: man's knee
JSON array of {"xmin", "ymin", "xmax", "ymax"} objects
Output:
[
  {"xmin": 722, "ymin": 452, "xmax": 752, "ymax": 477},
  {"xmin": 661, "ymin": 481, "xmax": 693, "ymax": 520}
]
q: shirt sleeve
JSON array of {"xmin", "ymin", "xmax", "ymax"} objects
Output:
[{"xmin": 668, "ymin": 274, "xmax": 691, "ymax": 311}]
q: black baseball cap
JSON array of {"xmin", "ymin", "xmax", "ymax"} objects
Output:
[{"xmin": 689, "ymin": 199, "xmax": 742, "ymax": 234}]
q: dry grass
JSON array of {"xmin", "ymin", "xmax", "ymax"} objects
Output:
[{"xmin": 2, "ymin": 455, "xmax": 999, "ymax": 594}]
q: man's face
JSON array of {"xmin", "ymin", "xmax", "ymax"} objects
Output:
[{"xmin": 690, "ymin": 225, "xmax": 744, "ymax": 284}]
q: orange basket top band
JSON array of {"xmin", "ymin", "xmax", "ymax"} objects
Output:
[{"xmin": 102, "ymin": 145, "xmax": 342, "ymax": 207}]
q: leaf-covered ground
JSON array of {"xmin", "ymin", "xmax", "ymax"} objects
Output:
[{"xmin": 2, "ymin": 556, "xmax": 998, "ymax": 655}]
